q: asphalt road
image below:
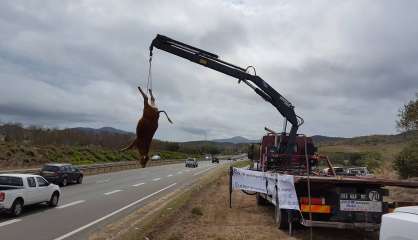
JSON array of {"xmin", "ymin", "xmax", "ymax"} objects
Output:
[{"xmin": 0, "ymin": 160, "xmax": 231, "ymax": 240}]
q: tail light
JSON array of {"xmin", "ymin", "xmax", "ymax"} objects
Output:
[
  {"xmin": 300, "ymin": 197, "xmax": 331, "ymax": 214},
  {"xmin": 0, "ymin": 192, "xmax": 5, "ymax": 202},
  {"xmin": 300, "ymin": 197, "xmax": 325, "ymax": 205}
]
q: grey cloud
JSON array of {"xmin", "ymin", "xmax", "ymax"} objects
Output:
[
  {"xmin": 0, "ymin": 103, "xmax": 95, "ymax": 123},
  {"xmin": 0, "ymin": 0, "xmax": 417, "ymax": 140},
  {"xmin": 179, "ymin": 126, "xmax": 208, "ymax": 136}
]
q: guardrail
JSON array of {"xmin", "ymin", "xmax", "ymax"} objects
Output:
[
  {"xmin": 0, "ymin": 154, "xmax": 246, "ymax": 176},
  {"xmin": 0, "ymin": 159, "xmax": 183, "ymax": 176}
]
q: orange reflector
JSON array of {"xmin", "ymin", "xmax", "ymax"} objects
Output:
[{"xmin": 300, "ymin": 204, "xmax": 331, "ymax": 213}]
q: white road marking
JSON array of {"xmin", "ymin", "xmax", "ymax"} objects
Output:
[
  {"xmin": 57, "ymin": 200, "xmax": 86, "ymax": 209},
  {"xmin": 193, "ymin": 166, "xmax": 216, "ymax": 176},
  {"xmin": 167, "ymin": 174, "xmax": 173, "ymax": 177},
  {"xmin": 53, "ymin": 183, "xmax": 177, "ymax": 240},
  {"xmin": 104, "ymin": 190, "xmax": 123, "ymax": 195},
  {"xmin": 132, "ymin": 182, "xmax": 145, "ymax": 187},
  {"xmin": 152, "ymin": 178, "xmax": 161, "ymax": 181},
  {"xmin": 0, "ymin": 219, "xmax": 21, "ymax": 227},
  {"xmin": 177, "ymin": 171, "xmax": 183, "ymax": 174},
  {"xmin": 96, "ymin": 178, "xmax": 111, "ymax": 183}
]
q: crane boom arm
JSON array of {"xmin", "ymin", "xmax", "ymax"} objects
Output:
[{"xmin": 149, "ymin": 34, "xmax": 302, "ymax": 156}]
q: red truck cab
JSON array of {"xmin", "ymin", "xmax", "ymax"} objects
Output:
[{"xmin": 258, "ymin": 133, "xmax": 318, "ymax": 174}]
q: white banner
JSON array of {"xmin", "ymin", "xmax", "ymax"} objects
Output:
[
  {"xmin": 232, "ymin": 168, "xmax": 267, "ymax": 193},
  {"xmin": 231, "ymin": 168, "xmax": 300, "ymax": 210},
  {"xmin": 265, "ymin": 172, "xmax": 277, "ymax": 205},
  {"xmin": 277, "ymin": 175, "xmax": 300, "ymax": 210}
]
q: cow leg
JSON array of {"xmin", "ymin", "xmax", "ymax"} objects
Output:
[
  {"xmin": 139, "ymin": 155, "xmax": 149, "ymax": 168},
  {"xmin": 137, "ymin": 86, "xmax": 148, "ymax": 103},
  {"xmin": 148, "ymin": 89, "xmax": 156, "ymax": 105}
]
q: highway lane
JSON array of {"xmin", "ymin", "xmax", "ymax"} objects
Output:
[{"xmin": 0, "ymin": 160, "xmax": 232, "ymax": 240}]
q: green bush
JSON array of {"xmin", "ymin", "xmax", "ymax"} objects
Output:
[
  {"xmin": 393, "ymin": 141, "xmax": 418, "ymax": 178},
  {"xmin": 191, "ymin": 207, "xmax": 203, "ymax": 216}
]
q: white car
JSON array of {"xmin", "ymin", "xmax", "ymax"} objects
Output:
[
  {"xmin": 0, "ymin": 174, "xmax": 61, "ymax": 216},
  {"xmin": 380, "ymin": 206, "xmax": 418, "ymax": 240},
  {"xmin": 185, "ymin": 158, "xmax": 198, "ymax": 168},
  {"xmin": 346, "ymin": 167, "xmax": 373, "ymax": 176},
  {"xmin": 151, "ymin": 155, "xmax": 161, "ymax": 160}
]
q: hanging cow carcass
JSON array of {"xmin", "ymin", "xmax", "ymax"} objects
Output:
[{"xmin": 121, "ymin": 86, "xmax": 172, "ymax": 167}]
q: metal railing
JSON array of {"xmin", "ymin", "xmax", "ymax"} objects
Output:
[
  {"xmin": 0, "ymin": 159, "xmax": 183, "ymax": 176},
  {"xmin": 0, "ymin": 154, "xmax": 243, "ymax": 176}
]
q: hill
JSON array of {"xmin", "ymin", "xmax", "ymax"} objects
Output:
[
  {"xmin": 1, "ymin": 122, "xmax": 415, "ymax": 171},
  {"xmin": 315, "ymin": 131, "xmax": 417, "ymax": 146},
  {"xmin": 310, "ymin": 135, "xmax": 346, "ymax": 144},
  {"xmin": 211, "ymin": 136, "xmax": 258, "ymax": 144},
  {"xmin": 0, "ymin": 123, "xmax": 247, "ymax": 168},
  {"xmin": 316, "ymin": 131, "xmax": 418, "ymax": 174},
  {"xmin": 69, "ymin": 127, "xmax": 133, "ymax": 135}
]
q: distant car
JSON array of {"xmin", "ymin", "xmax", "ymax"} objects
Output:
[
  {"xmin": 322, "ymin": 167, "xmax": 346, "ymax": 176},
  {"xmin": 0, "ymin": 174, "xmax": 61, "ymax": 216},
  {"xmin": 40, "ymin": 163, "xmax": 83, "ymax": 187},
  {"xmin": 151, "ymin": 154, "xmax": 161, "ymax": 160},
  {"xmin": 205, "ymin": 155, "xmax": 211, "ymax": 160},
  {"xmin": 380, "ymin": 206, "xmax": 418, "ymax": 240},
  {"xmin": 212, "ymin": 157, "xmax": 219, "ymax": 164},
  {"xmin": 185, "ymin": 158, "xmax": 198, "ymax": 168},
  {"xmin": 346, "ymin": 167, "xmax": 373, "ymax": 176}
]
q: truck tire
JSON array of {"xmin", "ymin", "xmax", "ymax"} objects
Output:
[
  {"xmin": 49, "ymin": 192, "xmax": 60, "ymax": 207},
  {"xmin": 256, "ymin": 193, "xmax": 268, "ymax": 206},
  {"xmin": 276, "ymin": 208, "xmax": 289, "ymax": 229},
  {"xmin": 10, "ymin": 199, "xmax": 23, "ymax": 217}
]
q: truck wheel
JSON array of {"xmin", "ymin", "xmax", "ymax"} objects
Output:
[
  {"xmin": 49, "ymin": 192, "xmax": 60, "ymax": 207},
  {"xmin": 276, "ymin": 208, "xmax": 289, "ymax": 229},
  {"xmin": 11, "ymin": 199, "xmax": 23, "ymax": 217},
  {"xmin": 61, "ymin": 178, "xmax": 68, "ymax": 187},
  {"xmin": 77, "ymin": 176, "xmax": 83, "ymax": 184},
  {"xmin": 256, "ymin": 193, "xmax": 268, "ymax": 206}
]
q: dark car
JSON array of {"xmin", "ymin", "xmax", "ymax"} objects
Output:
[
  {"xmin": 40, "ymin": 163, "xmax": 83, "ymax": 186},
  {"xmin": 212, "ymin": 157, "xmax": 219, "ymax": 164}
]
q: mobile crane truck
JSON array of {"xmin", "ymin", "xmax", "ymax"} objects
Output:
[{"xmin": 148, "ymin": 34, "xmax": 418, "ymax": 232}]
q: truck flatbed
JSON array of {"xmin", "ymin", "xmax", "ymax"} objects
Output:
[{"xmin": 294, "ymin": 175, "xmax": 418, "ymax": 188}]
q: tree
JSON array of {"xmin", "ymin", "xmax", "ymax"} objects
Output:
[
  {"xmin": 393, "ymin": 141, "xmax": 418, "ymax": 178},
  {"xmin": 397, "ymin": 92, "xmax": 418, "ymax": 132},
  {"xmin": 394, "ymin": 92, "xmax": 418, "ymax": 178},
  {"xmin": 166, "ymin": 142, "xmax": 180, "ymax": 152},
  {"xmin": 208, "ymin": 146, "xmax": 220, "ymax": 155},
  {"xmin": 247, "ymin": 144, "xmax": 260, "ymax": 161}
]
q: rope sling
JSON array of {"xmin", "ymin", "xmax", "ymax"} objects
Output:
[{"xmin": 146, "ymin": 53, "xmax": 153, "ymax": 93}]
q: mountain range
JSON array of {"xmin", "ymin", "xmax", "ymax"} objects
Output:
[
  {"xmin": 65, "ymin": 127, "xmax": 417, "ymax": 145},
  {"xmin": 69, "ymin": 127, "xmax": 133, "ymax": 135}
]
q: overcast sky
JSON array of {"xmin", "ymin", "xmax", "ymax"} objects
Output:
[{"xmin": 0, "ymin": 1, "xmax": 417, "ymax": 141}]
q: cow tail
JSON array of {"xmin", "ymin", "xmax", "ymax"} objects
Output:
[
  {"xmin": 120, "ymin": 138, "xmax": 137, "ymax": 151},
  {"xmin": 159, "ymin": 111, "xmax": 173, "ymax": 124}
]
